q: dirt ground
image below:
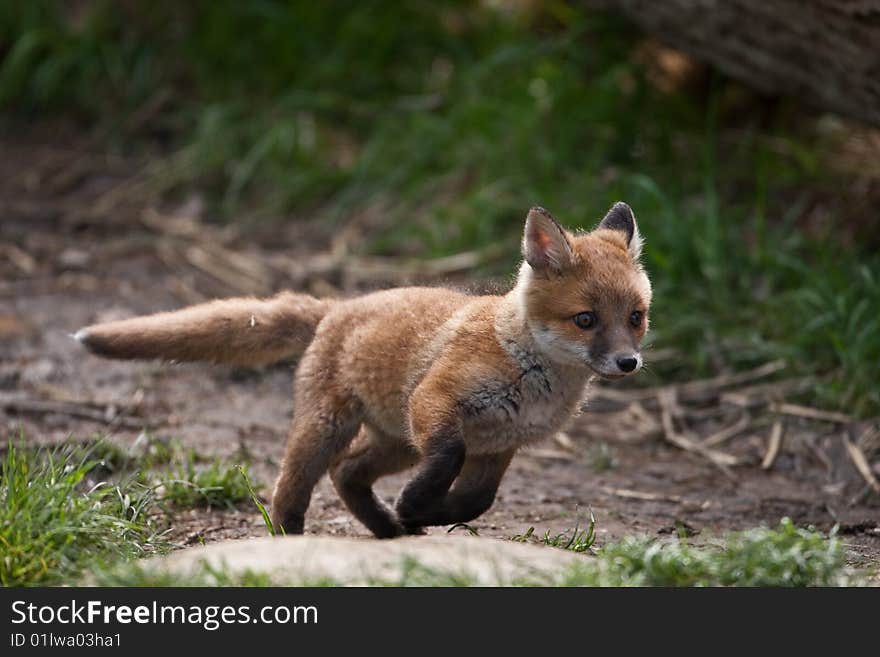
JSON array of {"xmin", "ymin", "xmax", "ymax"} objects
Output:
[{"xmin": 2, "ymin": 126, "xmax": 878, "ymax": 570}]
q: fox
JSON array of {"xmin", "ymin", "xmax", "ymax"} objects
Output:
[{"xmin": 75, "ymin": 203, "xmax": 652, "ymax": 538}]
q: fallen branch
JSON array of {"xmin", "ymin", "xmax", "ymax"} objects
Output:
[
  {"xmin": 595, "ymin": 359, "xmax": 786, "ymax": 406},
  {"xmin": 143, "ymin": 208, "xmax": 273, "ymax": 296},
  {"xmin": 553, "ymin": 432, "xmax": 578, "ymax": 452},
  {"xmin": 1, "ymin": 397, "xmax": 147, "ymax": 429},
  {"xmin": 843, "ymin": 430, "xmax": 880, "ymax": 495},
  {"xmin": 702, "ymin": 413, "xmax": 751, "ymax": 447},
  {"xmin": 675, "ymin": 360, "xmax": 786, "ymax": 399},
  {"xmin": 0, "ymin": 242, "xmax": 37, "ymax": 274},
  {"xmin": 658, "ymin": 389, "xmax": 739, "ymax": 480},
  {"xmin": 761, "ymin": 421, "xmax": 784, "ymax": 470},
  {"xmin": 343, "ymin": 249, "xmax": 505, "ymax": 285},
  {"xmin": 771, "ymin": 402, "xmax": 853, "ymax": 425},
  {"xmin": 627, "ymin": 401, "xmax": 663, "ymax": 435},
  {"xmin": 600, "ymin": 486, "xmax": 683, "ymax": 504},
  {"xmin": 718, "ymin": 376, "xmax": 815, "ymax": 405},
  {"xmin": 268, "ymin": 243, "xmax": 506, "ymax": 290},
  {"xmin": 183, "ymin": 244, "xmax": 271, "ymax": 296},
  {"xmin": 526, "ymin": 448, "xmax": 575, "ymax": 461}
]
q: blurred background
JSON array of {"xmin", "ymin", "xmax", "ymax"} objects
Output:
[{"xmin": 1, "ymin": 1, "xmax": 878, "ymax": 555}]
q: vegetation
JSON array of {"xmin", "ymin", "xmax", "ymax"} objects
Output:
[
  {"xmin": 1, "ymin": 1, "xmax": 876, "ymax": 416},
  {"xmin": 0, "ymin": 440, "xmax": 167, "ymax": 586},
  {"xmin": 93, "ymin": 435, "xmax": 260, "ymax": 511},
  {"xmin": 98, "ymin": 519, "xmax": 857, "ymax": 587},
  {"xmin": 512, "ymin": 510, "xmax": 598, "ymax": 553},
  {"xmin": 0, "ymin": 437, "xmax": 863, "ymax": 587},
  {"xmin": 154, "ymin": 454, "xmax": 254, "ymax": 510},
  {"xmin": 0, "ymin": 3, "xmax": 876, "ymax": 588},
  {"xmin": 237, "ymin": 464, "xmax": 281, "ymax": 536},
  {"xmin": 0, "ymin": 436, "xmax": 265, "ymax": 586},
  {"xmin": 554, "ymin": 519, "xmax": 851, "ymax": 587}
]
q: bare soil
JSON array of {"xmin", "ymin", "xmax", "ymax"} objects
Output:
[{"xmin": 2, "ymin": 125, "xmax": 878, "ymax": 571}]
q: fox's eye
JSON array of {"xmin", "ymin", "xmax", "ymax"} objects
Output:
[
  {"xmin": 630, "ymin": 311, "xmax": 643, "ymax": 328},
  {"xmin": 573, "ymin": 312, "xmax": 597, "ymax": 330}
]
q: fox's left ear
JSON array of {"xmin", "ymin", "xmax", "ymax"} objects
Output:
[{"xmin": 599, "ymin": 201, "xmax": 643, "ymax": 261}]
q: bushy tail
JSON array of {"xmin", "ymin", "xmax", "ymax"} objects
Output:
[{"xmin": 75, "ymin": 292, "xmax": 332, "ymax": 366}]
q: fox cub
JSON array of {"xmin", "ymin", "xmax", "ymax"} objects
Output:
[{"xmin": 76, "ymin": 203, "xmax": 651, "ymax": 537}]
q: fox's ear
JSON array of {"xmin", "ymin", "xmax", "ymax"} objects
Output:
[
  {"xmin": 599, "ymin": 201, "xmax": 643, "ymax": 261},
  {"xmin": 522, "ymin": 207, "xmax": 575, "ymax": 274}
]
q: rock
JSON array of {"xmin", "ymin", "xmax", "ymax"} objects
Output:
[{"xmin": 153, "ymin": 534, "xmax": 585, "ymax": 585}]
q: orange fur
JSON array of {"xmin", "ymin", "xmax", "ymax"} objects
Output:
[
  {"xmin": 76, "ymin": 292, "xmax": 330, "ymax": 366},
  {"xmin": 76, "ymin": 204, "xmax": 652, "ymax": 537}
]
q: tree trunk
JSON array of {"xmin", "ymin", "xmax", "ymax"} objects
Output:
[{"xmin": 592, "ymin": 0, "xmax": 880, "ymax": 126}]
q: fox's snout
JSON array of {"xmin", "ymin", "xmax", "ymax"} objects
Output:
[
  {"xmin": 589, "ymin": 351, "xmax": 642, "ymax": 378},
  {"xmin": 615, "ymin": 355, "xmax": 639, "ymax": 372}
]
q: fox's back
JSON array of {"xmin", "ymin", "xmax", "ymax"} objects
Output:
[{"xmin": 319, "ymin": 287, "xmax": 485, "ymax": 436}]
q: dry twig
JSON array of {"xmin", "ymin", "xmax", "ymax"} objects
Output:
[
  {"xmin": 553, "ymin": 432, "xmax": 578, "ymax": 452},
  {"xmin": 702, "ymin": 413, "xmax": 751, "ymax": 447},
  {"xmin": 761, "ymin": 421, "xmax": 784, "ymax": 470},
  {"xmin": 843, "ymin": 429, "xmax": 880, "ymax": 494},
  {"xmin": 1, "ymin": 397, "xmax": 146, "ymax": 429},
  {"xmin": 595, "ymin": 360, "xmax": 786, "ymax": 406},
  {"xmin": 770, "ymin": 402, "xmax": 853, "ymax": 425},
  {"xmin": 657, "ymin": 389, "xmax": 739, "ymax": 480},
  {"xmin": 600, "ymin": 486, "xmax": 683, "ymax": 504},
  {"xmin": 526, "ymin": 448, "xmax": 575, "ymax": 461}
]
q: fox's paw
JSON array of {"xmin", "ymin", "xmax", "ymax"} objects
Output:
[{"xmin": 269, "ymin": 510, "xmax": 304, "ymax": 536}]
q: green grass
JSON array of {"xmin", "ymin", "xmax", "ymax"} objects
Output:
[
  {"xmin": 153, "ymin": 453, "xmax": 255, "ymax": 511},
  {"xmin": 1, "ymin": 1, "xmax": 877, "ymax": 415},
  {"xmin": 512, "ymin": 510, "xmax": 598, "ymax": 553},
  {"xmin": 553, "ymin": 519, "xmax": 853, "ymax": 587},
  {"xmin": 89, "ymin": 433, "xmax": 177, "ymax": 473},
  {"xmin": 92, "ymin": 562, "xmax": 280, "ymax": 587},
  {"xmin": 98, "ymin": 519, "xmax": 859, "ymax": 587},
  {"xmin": 90, "ymin": 435, "xmax": 261, "ymax": 511},
  {"xmin": 0, "ymin": 439, "xmax": 864, "ymax": 587},
  {"xmin": 587, "ymin": 442, "xmax": 617, "ymax": 472},
  {"xmin": 0, "ymin": 440, "xmax": 167, "ymax": 587},
  {"xmin": 237, "ymin": 464, "xmax": 280, "ymax": 536},
  {"xmin": 0, "ymin": 435, "xmax": 266, "ymax": 586}
]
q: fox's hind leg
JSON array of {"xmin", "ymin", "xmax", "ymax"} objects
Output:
[
  {"xmin": 330, "ymin": 426, "xmax": 419, "ymax": 538},
  {"xmin": 269, "ymin": 353, "xmax": 362, "ymax": 535}
]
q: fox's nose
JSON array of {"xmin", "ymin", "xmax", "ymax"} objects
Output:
[{"xmin": 616, "ymin": 356, "xmax": 638, "ymax": 373}]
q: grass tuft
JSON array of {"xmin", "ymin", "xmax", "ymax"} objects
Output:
[
  {"xmin": 154, "ymin": 453, "xmax": 254, "ymax": 510},
  {"xmin": 237, "ymin": 464, "xmax": 280, "ymax": 536},
  {"xmin": 551, "ymin": 518, "xmax": 851, "ymax": 587},
  {"xmin": 513, "ymin": 510, "xmax": 598, "ymax": 553},
  {"xmin": 0, "ymin": 439, "xmax": 167, "ymax": 587}
]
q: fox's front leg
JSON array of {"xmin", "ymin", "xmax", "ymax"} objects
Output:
[
  {"xmin": 395, "ymin": 387, "xmax": 514, "ymax": 530},
  {"xmin": 395, "ymin": 422, "xmax": 466, "ymax": 531},
  {"xmin": 396, "ymin": 446, "xmax": 514, "ymax": 531},
  {"xmin": 397, "ymin": 366, "xmax": 518, "ymax": 532}
]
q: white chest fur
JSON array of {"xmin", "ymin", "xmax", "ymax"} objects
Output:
[
  {"xmin": 458, "ymin": 300, "xmax": 589, "ymax": 453},
  {"xmin": 460, "ymin": 361, "xmax": 588, "ymax": 454}
]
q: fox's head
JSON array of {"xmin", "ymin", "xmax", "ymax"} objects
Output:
[{"xmin": 516, "ymin": 203, "xmax": 652, "ymax": 378}]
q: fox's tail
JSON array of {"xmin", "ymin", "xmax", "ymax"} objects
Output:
[{"xmin": 75, "ymin": 292, "xmax": 332, "ymax": 366}]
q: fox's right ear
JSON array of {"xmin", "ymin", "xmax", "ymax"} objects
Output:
[{"xmin": 522, "ymin": 206, "xmax": 574, "ymax": 275}]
